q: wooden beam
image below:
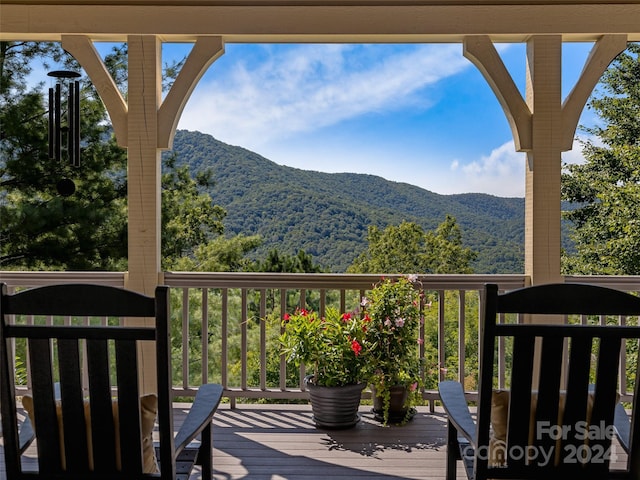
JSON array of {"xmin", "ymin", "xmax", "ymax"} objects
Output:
[{"xmin": 2, "ymin": 4, "xmax": 640, "ymax": 43}]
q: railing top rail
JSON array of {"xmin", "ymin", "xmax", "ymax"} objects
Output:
[
  {"xmin": 0, "ymin": 271, "xmax": 126, "ymax": 288},
  {"xmin": 2, "ymin": 271, "xmax": 639, "ymax": 293},
  {"xmin": 163, "ymin": 272, "xmax": 528, "ymax": 291}
]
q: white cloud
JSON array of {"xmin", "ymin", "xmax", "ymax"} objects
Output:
[
  {"xmin": 442, "ymin": 137, "xmax": 594, "ymax": 197},
  {"xmin": 179, "ymin": 44, "xmax": 470, "ymax": 148},
  {"xmin": 443, "ymin": 142, "xmax": 527, "ymax": 197}
]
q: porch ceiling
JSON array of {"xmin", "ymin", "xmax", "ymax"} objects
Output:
[{"xmin": 1, "ymin": 1, "xmax": 640, "ymax": 43}]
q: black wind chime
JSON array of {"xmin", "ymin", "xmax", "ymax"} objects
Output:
[{"xmin": 48, "ymin": 70, "xmax": 81, "ymax": 197}]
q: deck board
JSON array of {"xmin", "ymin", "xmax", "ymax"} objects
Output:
[{"xmin": 2, "ymin": 404, "xmax": 463, "ymax": 479}]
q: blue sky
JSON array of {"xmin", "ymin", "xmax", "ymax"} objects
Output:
[{"xmin": 97, "ymin": 41, "xmax": 598, "ymax": 197}]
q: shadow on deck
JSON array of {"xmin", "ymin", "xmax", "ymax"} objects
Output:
[{"xmin": 5, "ymin": 404, "xmax": 461, "ymax": 480}]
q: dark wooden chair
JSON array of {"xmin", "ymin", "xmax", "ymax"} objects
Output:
[
  {"xmin": 0, "ymin": 283, "xmax": 223, "ymax": 479},
  {"xmin": 439, "ymin": 282, "xmax": 640, "ymax": 480}
]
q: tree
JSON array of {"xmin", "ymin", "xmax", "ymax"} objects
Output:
[
  {"xmin": 251, "ymin": 248, "xmax": 325, "ymax": 273},
  {"xmin": 168, "ymin": 234, "xmax": 262, "ymax": 272},
  {"xmin": 562, "ymin": 43, "xmax": 640, "ymax": 274},
  {"xmin": 348, "ymin": 217, "xmax": 476, "ymax": 274},
  {"xmin": 161, "ymin": 153, "xmax": 226, "ymax": 267}
]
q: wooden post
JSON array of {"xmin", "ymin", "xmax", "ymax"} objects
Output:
[{"xmin": 524, "ymin": 35, "xmax": 563, "ymax": 287}]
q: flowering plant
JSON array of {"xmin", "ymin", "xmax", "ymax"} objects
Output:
[
  {"xmin": 361, "ymin": 275, "xmax": 424, "ymax": 423},
  {"xmin": 279, "ymin": 306, "xmax": 370, "ymax": 387}
]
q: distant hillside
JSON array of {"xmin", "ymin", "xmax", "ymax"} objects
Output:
[{"xmin": 165, "ymin": 129, "xmax": 527, "ymax": 273}]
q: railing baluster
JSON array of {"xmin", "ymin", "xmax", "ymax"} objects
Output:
[
  {"xmin": 437, "ymin": 289, "xmax": 445, "ymax": 383},
  {"xmin": 260, "ymin": 288, "xmax": 267, "ymax": 391},
  {"xmin": 280, "ymin": 288, "xmax": 287, "ymax": 392},
  {"xmin": 458, "ymin": 290, "xmax": 466, "ymax": 385},
  {"xmin": 241, "ymin": 288, "xmax": 248, "ymax": 391},
  {"xmin": 181, "ymin": 287, "xmax": 189, "ymax": 391},
  {"xmin": 221, "ymin": 288, "xmax": 229, "ymax": 403},
  {"xmin": 201, "ymin": 287, "xmax": 208, "ymax": 385}
]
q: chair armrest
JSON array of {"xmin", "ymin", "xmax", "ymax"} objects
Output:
[
  {"xmin": 614, "ymin": 402, "xmax": 631, "ymax": 454},
  {"xmin": 438, "ymin": 381, "xmax": 477, "ymax": 446},
  {"xmin": 174, "ymin": 383, "xmax": 223, "ymax": 456},
  {"xmin": 18, "ymin": 415, "xmax": 35, "ymax": 455}
]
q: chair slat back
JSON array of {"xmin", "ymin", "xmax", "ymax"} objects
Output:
[
  {"xmin": 0, "ymin": 283, "xmax": 172, "ymax": 479},
  {"xmin": 477, "ymin": 283, "xmax": 640, "ymax": 480}
]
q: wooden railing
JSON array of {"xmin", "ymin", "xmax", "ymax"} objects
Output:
[{"xmin": 2, "ymin": 271, "xmax": 639, "ymax": 407}]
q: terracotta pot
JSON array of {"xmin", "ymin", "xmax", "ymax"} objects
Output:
[{"xmin": 304, "ymin": 375, "xmax": 365, "ymax": 429}]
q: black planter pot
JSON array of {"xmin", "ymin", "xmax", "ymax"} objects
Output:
[
  {"xmin": 372, "ymin": 385, "xmax": 415, "ymax": 424},
  {"xmin": 304, "ymin": 375, "xmax": 366, "ymax": 429}
]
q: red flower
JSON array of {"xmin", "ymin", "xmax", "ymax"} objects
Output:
[
  {"xmin": 283, "ymin": 313, "xmax": 291, "ymax": 322},
  {"xmin": 351, "ymin": 339, "xmax": 362, "ymax": 356},
  {"xmin": 342, "ymin": 312, "xmax": 351, "ymax": 322}
]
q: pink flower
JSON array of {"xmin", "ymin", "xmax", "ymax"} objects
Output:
[
  {"xmin": 410, "ymin": 382, "xmax": 418, "ymax": 392},
  {"xmin": 395, "ymin": 318, "xmax": 405, "ymax": 328},
  {"xmin": 417, "ymin": 338, "xmax": 424, "ymax": 345}
]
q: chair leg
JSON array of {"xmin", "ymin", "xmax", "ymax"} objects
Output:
[
  {"xmin": 196, "ymin": 422, "xmax": 213, "ymax": 479},
  {"xmin": 446, "ymin": 420, "xmax": 459, "ymax": 480}
]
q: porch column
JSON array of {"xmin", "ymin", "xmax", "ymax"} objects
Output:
[
  {"xmin": 125, "ymin": 35, "xmax": 163, "ymax": 296},
  {"xmin": 524, "ymin": 36, "xmax": 563, "ymax": 286}
]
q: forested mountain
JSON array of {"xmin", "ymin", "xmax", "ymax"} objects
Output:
[{"xmin": 166, "ymin": 130, "xmax": 528, "ymax": 273}]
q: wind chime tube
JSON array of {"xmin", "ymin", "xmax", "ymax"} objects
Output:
[
  {"xmin": 54, "ymin": 83, "xmax": 62, "ymax": 162},
  {"xmin": 68, "ymin": 85, "xmax": 74, "ymax": 165},
  {"xmin": 68, "ymin": 81, "xmax": 81, "ymax": 167},
  {"xmin": 48, "ymin": 88, "xmax": 54, "ymax": 159},
  {"xmin": 74, "ymin": 81, "xmax": 80, "ymax": 166}
]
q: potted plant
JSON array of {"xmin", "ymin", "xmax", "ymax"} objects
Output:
[
  {"xmin": 362, "ymin": 275, "xmax": 424, "ymax": 424},
  {"xmin": 279, "ymin": 306, "xmax": 370, "ymax": 429}
]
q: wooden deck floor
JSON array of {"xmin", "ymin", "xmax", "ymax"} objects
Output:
[
  {"xmin": 4, "ymin": 403, "xmax": 632, "ymax": 479},
  {"xmin": 202, "ymin": 404, "xmax": 460, "ymax": 480},
  {"xmin": 3, "ymin": 404, "xmax": 462, "ymax": 480}
]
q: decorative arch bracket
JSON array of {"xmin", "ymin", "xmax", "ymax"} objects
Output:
[
  {"xmin": 464, "ymin": 35, "xmax": 532, "ymax": 152},
  {"xmin": 561, "ymin": 34, "xmax": 627, "ymax": 151}
]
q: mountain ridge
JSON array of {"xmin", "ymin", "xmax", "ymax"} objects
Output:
[{"xmin": 165, "ymin": 129, "xmax": 526, "ymax": 273}]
